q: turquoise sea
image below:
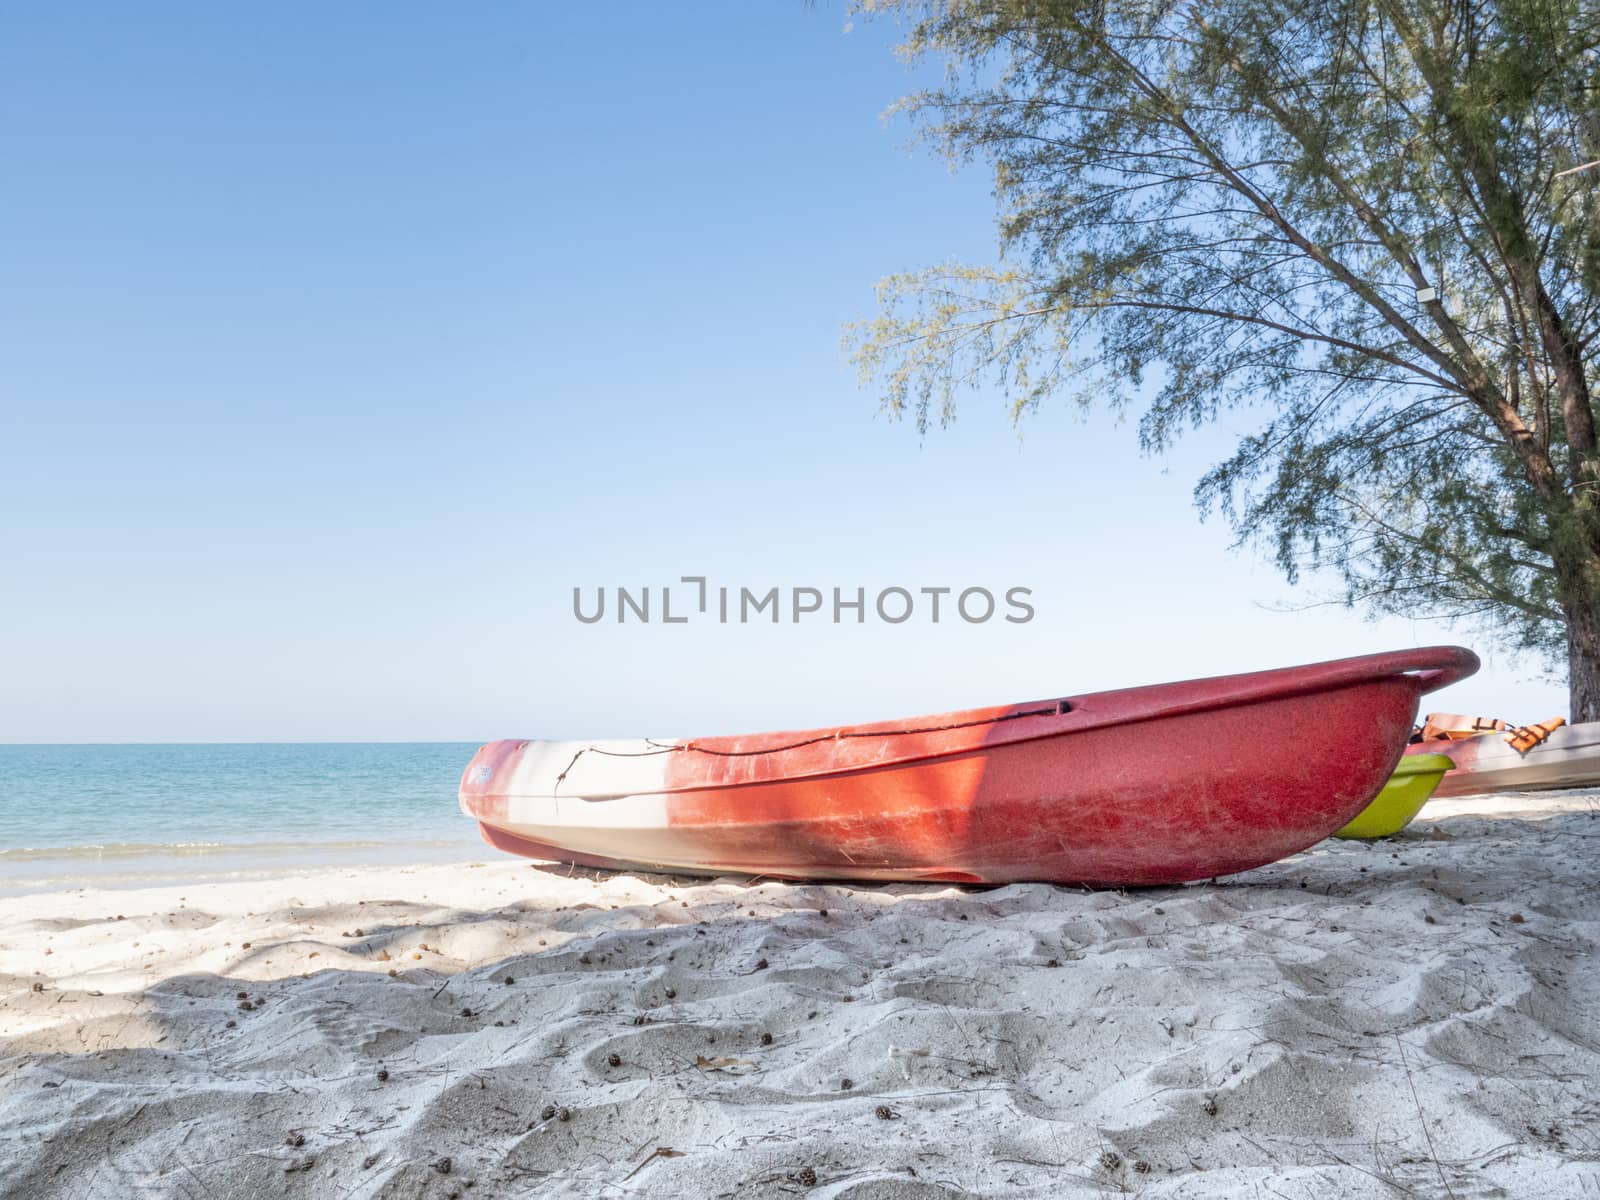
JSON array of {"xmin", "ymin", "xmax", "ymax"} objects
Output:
[{"xmin": 0, "ymin": 743, "xmax": 484, "ymax": 893}]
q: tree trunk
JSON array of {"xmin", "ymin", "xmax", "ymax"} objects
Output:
[{"xmin": 1566, "ymin": 603, "xmax": 1600, "ymax": 723}]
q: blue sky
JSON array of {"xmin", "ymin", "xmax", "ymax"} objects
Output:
[{"xmin": 0, "ymin": 2, "xmax": 1566, "ymax": 742}]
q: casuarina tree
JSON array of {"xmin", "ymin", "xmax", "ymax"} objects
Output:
[{"xmin": 847, "ymin": 0, "xmax": 1600, "ymax": 717}]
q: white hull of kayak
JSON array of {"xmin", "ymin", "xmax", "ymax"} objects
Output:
[{"xmin": 1416, "ymin": 721, "xmax": 1600, "ymax": 797}]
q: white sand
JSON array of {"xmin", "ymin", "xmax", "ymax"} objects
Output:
[{"xmin": 2, "ymin": 793, "xmax": 1598, "ymax": 1199}]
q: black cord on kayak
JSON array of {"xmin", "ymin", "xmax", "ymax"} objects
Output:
[
  {"xmin": 575, "ymin": 703, "xmax": 1066, "ymax": 760},
  {"xmin": 547, "ymin": 704, "xmax": 1069, "ymax": 793}
]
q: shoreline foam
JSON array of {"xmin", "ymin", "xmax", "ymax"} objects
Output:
[{"xmin": 0, "ymin": 837, "xmax": 481, "ymax": 898}]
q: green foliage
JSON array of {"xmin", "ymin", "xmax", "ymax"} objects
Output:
[{"xmin": 849, "ymin": 0, "xmax": 1600, "ymax": 665}]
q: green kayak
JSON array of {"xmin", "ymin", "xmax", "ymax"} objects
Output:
[{"xmin": 1333, "ymin": 753, "xmax": 1454, "ymax": 839}]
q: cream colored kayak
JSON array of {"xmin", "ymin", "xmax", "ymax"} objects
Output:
[{"xmin": 1405, "ymin": 720, "xmax": 1600, "ymax": 797}]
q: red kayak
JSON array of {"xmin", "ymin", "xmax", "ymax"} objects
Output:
[{"xmin": 460, "ymin": 646, "xmax": 1477, "ymax": 886}]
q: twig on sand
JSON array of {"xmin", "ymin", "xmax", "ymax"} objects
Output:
[
  {"xmin": 1313, "ymin": 1139, "xmax": 1420, "ymax": 1197},
  {"xmin": 622, "ymin": 1146, "xmax": 685, "ymax": 1181},
  {"xmin": 1395, "ymin": 1035, "xmax": 1456, "ymax": 1200}
]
